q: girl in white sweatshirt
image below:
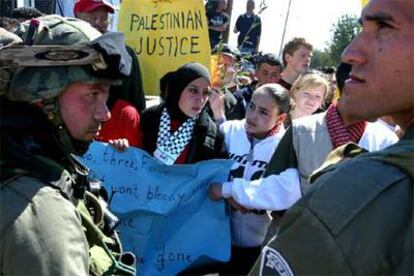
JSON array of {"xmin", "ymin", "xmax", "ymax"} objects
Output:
[{"xmin": 213, "ymin": 83, "xmax": 293, "ymax": 275}]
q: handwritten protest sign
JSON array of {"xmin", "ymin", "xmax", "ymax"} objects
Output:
[
  {"xmin": 80, "ymin": 142, "xmax": 233, "ymax": 275},
  {"xmin": 118, "ymin": 0, "xmax": 211, "ymax": 95}
]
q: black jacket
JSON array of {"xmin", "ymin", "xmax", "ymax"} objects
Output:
[
  {"xmin": 141, "ymin": 103, "xmax": 227, "ymax": 164},
  {"xmin": 206, "ymin": 89, "xmax": 246, "ymax": 122},
  {"xmin": 109, "ymin": 45, "xmax": 146, "ymax": 112}
]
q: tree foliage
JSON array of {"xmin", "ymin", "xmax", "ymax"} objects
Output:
[
  {"xmin": 329, "ymin": 14, "xmax": 361, "ymax": 65},
  {"xmin": 311, "ymin": 49, "xmax": 334, "ymax": 68},
  {"xmin": 311, "ymin": 14, "xmax": 361, "ymax": 69}
]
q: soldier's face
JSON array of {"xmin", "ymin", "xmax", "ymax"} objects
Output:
[
  {"xmin": 58, "ymin": 82, "xmax": 111, "ymax": 141},
  {"xmin": 76, "ymin": 7, "xmax": 109, "ymax": 33},
  {"xmin": 340, "ymin": 0, "xmax": 414, "ymax": 128}
]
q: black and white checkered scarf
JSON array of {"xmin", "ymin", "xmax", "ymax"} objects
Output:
[{"xmin": 156, "ymin": 107, "xmax": 197, "ymax": 158}]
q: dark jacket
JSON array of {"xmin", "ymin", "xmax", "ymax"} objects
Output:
[
  {"xmin": 206, "ymin": 89, "xmax": 246, "ymax": 122},
  {"xmin": 141, "ymin": 103, "xmax": 227, "ymax": 164},
  {"xmin": 232, "ymin": 81, "xmax": 257, "ymax": 120},
  {"xmin": 109, "ymin": 45, "xmax": 146, "ymax": 112}
]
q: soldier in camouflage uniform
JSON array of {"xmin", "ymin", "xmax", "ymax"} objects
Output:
[
  {"xmin": 250, "ymin": 0, "xmax": 413, "ymax": 275},
  {"xmin": 0, "ymin": 15, "xmax": 135, "ymax": 275}
]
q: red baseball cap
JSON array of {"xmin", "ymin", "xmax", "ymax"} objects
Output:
[{"xmin": 74, "ymin": 0, "xmax": 115, "ymax": 14}]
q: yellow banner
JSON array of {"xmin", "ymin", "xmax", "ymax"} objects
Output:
[
  {"xmin": 118, "ymin": 0, "xmax": 211, "ymax": 95},
  {"xmin": 361, "ymin": 0, "xmax": 369, "ymax": 8}
]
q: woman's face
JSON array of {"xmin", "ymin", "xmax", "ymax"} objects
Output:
[
  {"xmin": 293, "ymin": 85, "xmax": 325, "ymax": 118},
  {"xmin": 178, "ymin": 77, "xmax": 211, "ymax": 118},
  {"xmin": 245, "ymin": 91, "xmax": 285, "ymax": 138}
]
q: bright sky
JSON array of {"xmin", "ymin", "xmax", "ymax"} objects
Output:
[{"xmin": 228, "ymin": 0, "xmax": 362, "ymax": 56}]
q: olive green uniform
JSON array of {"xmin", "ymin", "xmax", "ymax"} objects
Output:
[
  {"xmin": 1, "ymin": 16, "xmax": 135, "ymax": 275},
  {"xmin": 0, "ymin": 101, "xmax": 134, "ymax": 276},
  {"xmin": 249, "ymin": 126, "xmax": 414, "ymax": 275},
  {"xmin": 1, "ymin": 176, "xmax": 89, "ymax": 275}
]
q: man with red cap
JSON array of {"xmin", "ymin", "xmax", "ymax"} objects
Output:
[
  {"xmin": 74, "ymin": 0, "xmax": 145, "ymax": 148},
  {"xmin": 74, "ymin": 0, "xmax": 115, "ymax": 33}
]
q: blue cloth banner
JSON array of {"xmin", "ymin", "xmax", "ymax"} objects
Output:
[{"xmin": 80, "ymin": 142, "xmax": 234, "ymax": 275}]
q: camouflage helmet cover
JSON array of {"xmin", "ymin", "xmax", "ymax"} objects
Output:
[
  {"xmin": 5, "ymin": 15, "xmax": 120, "ymax": 103},
  {"xmin": 0, "ymin": 27, "xmax": 23, "ymax": 48}
]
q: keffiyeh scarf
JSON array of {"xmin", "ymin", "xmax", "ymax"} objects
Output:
[
  {"xmin": 325, "ymin": 102, "xmax": 367, "ymax": 148},
  {"xmin": 155, "ymin": 108, "xmax": 197, "ymax": 164}
]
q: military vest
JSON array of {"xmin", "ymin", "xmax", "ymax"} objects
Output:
[{"xmin": 1, "ymin": 143, "xmax": 136, "ymax": 276}]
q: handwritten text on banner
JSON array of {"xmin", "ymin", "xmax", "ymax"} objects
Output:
[{"xmin": 80, "ymin": 142, "xmax": 233, "ymax": 275}]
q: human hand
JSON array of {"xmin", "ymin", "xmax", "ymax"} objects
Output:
[
  {"xmin": 209, "ymin": 183, "xmax": 251, "ymax": 214},
  {"xmin": 109, "ymin": 138, "xmax": 129, "ymax": 152},
  {"xmin": 217, "ymin": 25, "xmax": 227, "ymax": 32},
  {"xmin": 208, "ymin": 89, "xmax": 226, "ymax": 121},
  {"xmin": 208, "ymin": 183, "xmax": 224, "ymax": 201}
]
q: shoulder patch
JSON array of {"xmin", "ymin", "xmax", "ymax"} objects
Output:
[{"xmin": 259, "ymin": 246, "xmax": 294, "ymax": 276}]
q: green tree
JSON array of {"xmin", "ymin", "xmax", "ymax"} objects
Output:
[
  {"xmin": 311, "ymin": 48, "xmax": 334, "ymax": 68},
  {"xmin": 311, "ymin": 14, "xmax": 360, "ymax": 69},
  {"xmin": 329, "ymin": 14, "xmax": 361, "ymax": 65}
]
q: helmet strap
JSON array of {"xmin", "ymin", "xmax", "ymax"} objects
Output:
[{"xmin": 42, "ymin": 98, "xmax": 77, "ymax": 155}]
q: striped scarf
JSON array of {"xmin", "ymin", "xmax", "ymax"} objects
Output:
[{"xmin": 325, "ymin": 102, "xmax": 367, "ymax": 148}]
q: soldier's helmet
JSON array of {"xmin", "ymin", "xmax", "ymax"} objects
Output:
[
  {"xmin": 0, "ymin": 27, "xmax": 22, "ymax": 48},
  {"xmin": 1, "ymin": 15, "xmax": 127, "ymax": 103},
  {"xmin": 1, "ymin": 15, "xmax": 130, "ymax": 155}
]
